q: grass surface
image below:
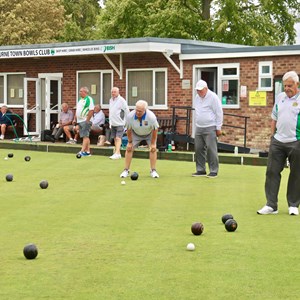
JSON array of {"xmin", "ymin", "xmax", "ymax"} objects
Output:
[{"xmin": 0, "ymin": 149, "xmax": 299, "ymax": 300}]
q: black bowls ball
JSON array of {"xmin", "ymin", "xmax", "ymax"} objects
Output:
[{"xmin": 23, "ymin": 243, "xmax": 38, "ymax": 259}]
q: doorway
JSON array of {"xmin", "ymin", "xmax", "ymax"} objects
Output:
[{"xmin": 24, "ymin": 74, "xmax": 62, "ymax": 135}]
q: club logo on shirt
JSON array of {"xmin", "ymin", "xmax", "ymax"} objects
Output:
[
  {"xmin": 293, "ymin": 102, "xmax": 298, "ymax": 107},
  {"xmin": 143, "ymin": 121, "xmax": 148, "ymax": 126}
]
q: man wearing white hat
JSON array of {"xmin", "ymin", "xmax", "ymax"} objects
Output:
[{"xmin": 193, "ymin": 79, "xmax": 223, "ymax": 178}]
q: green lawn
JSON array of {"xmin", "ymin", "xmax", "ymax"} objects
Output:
[{"xmin": 0, "ymin": 149, "xmax": 299, "ymax": 300}]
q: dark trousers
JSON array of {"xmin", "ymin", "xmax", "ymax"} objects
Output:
[{"xmin": 265, "ymin": 137, "xmax": 300, "ymax": 209}]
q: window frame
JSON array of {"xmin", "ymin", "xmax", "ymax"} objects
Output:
[
  {"xmin": 0, "ymin": 72, "xmax": 26, "ymax": 108},
  {"xmin": 126, "ymin": 68, "xmax": 168, "ymax": 109},
  {"xmin": 258, "ymin": 61, "xmax": 273, "ymax": 91},
  {"xmin": 76, "ymin": 70, "xmax": 113, "ymax": 108},
  {"xmin": 193, "ymin": 63, "xmax": 240, "ymax": 109}
]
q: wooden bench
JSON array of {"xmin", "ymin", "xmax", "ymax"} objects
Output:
[{"xmin": 157, "ymin": 117, "xmax": 176, "ymax": 148}]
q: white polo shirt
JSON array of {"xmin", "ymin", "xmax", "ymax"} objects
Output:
[
  {"xmin": 272, "ymin": 91, "xmax": 300, "ymax": 143},
  {"xmin": 126, "ymin": 109, "xmax": 159, "ymax": 136},
  {"xmin": 109, "ymin": 95, "xmax": 129, "ymax": 127}
]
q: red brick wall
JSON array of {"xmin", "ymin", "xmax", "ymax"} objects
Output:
[{"xmin": 0, "ymin": 53, "xmax": 299, "ymax": 149}]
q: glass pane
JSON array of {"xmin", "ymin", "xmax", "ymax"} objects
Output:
[
  {"xmin": 78, "ymin": 72, "xmax": 100, "ymax": 104},
  {"xmin": 221, "ymin": 79, "xmax": 238, "ymax": 105},
  {"xmin": 155, "ymin": 72, "xmax": 165, "ymax": 105},
  {"xmin": 223, "ymin": 68, "xmax": 237, "ymax": 76},
  {"xmin": 102, "ymin": 73, "xmax": 112, "ymax": 105},
  {"xmin": 261, "ymin": 66, "xmax": 270, "ymax": 74},
  {"xmin": 0, "ymin": 76, "xmax": 4, "ymax": 104},
  {"xmin": 7, "ymin": 74, "xmax": 25, "ymax": 105},
  {"xmin": 261, "ymin": 78, "xmax": 271, "ymax": 88},
  {"xmin": 128, "ymin": 71, "xmax": 152, "ymax": 106}
]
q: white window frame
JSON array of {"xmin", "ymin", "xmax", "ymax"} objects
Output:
[
  {"xmin": 193, "ymin": 63, "xmax": 240, "ymax": 109},
  {"xmin": 126, "ymin": 68, "xmax": 168, "ymax": 109},
  {"xmin": 0, "ymin": 72, "xmax": 26, "ymax": 108},
  {"xmin": 76, "ymin": 70, "xmax": 113, "ymax": 108},
  {"xmin": 258, "ymin": 61, "xmax": 273, "ymax": 91}
]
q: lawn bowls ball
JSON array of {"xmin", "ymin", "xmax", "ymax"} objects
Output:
[
  {"xmin": 186, "ymin": 243, "xmax": 195, "ymax": 251},
  {"xmin": 222, "ymin": 213, "xmax": 234, "ymax": 224},
  {"xmin": 130, "ymin": 172, "xmax": 139, "ymax": 181},
  {"xmin": 24, "ymin": 156, "xmax": 31, "ymax": 162},
  {"xmin": 191, "ymin": 222, "xmax": 204, "ymax": 236},
  {"xmin": 8, "ymin": 153, "xmax": 14, "ymax": 158},
  {"xmin": 76, "ymin": 153, "xmax": 82, "ymax": 159},
  {"xmin": 39, "ymin": 180, "xmax": 49, "ymax": 189},
  {"xmin": 225, "ymin": 219, "xmax": 238, "ymax": 232},
  {"xmin": 23, "ymin": 244, "xmax": 38, "ymax": 259},
  {"xmin": 6, "ymin": 174, "xmax": 13, "ymax": 182}
]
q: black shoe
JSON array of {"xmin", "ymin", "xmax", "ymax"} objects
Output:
[
  {"xmin": 206, "ymin": 172, "xmax": 218, "ymax": 178},
  {"xmin": 192, "ymin": 171, "xmax": 207, "ymax": 177}
]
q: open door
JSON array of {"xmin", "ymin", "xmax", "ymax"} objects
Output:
[
  {"xmin": 24, "ymin": 78, "xmax": 41, "ymax": 135},
  {"xmin": 44, "ymin": 76, "xmax": 62, "ymax": 131},
  {"xmin": 23, "ymin": 75, "xmax": 62, "ymax": 136}
]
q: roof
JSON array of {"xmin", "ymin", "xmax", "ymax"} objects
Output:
[{"xmin": 0, "ymin": 37, "xmax": 299, "ymax": 60}]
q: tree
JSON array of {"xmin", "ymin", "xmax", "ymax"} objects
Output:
[
  {"xmin": 0, "ymin": 0, "xmax": 65, "ymax": 45},
  {"xmin": 61, "ymin": 0, "xmax": 101, "ymax": 42},
  {"xmin": 94, "ymin": 0, "xmax": 300, "ymax": 46}
]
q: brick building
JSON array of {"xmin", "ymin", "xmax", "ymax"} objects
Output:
[{"xmin": 0, "ymin": 37, "xmax": 299, "ymax": 150}]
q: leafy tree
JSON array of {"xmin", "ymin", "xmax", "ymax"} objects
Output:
[
  {"xmin": 94, "ymin": 0, "xmax": 300, "ymax": 45},
  {"xmin": 0, "ymin": 0, "xmax": 65, "ymax": 45},
  {"xmin": 61, "ymin": 0, "xmax": 101, "ymax": 42}
]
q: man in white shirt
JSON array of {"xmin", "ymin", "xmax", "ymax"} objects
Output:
[
  {"xmin": 120, "ymin": 100, "xmax": 160, "ymax": 178},
  {"xmin": 192, "ymin": 79, "xmax": 223, "ymax": 178},
  {"xmin": 74, "ymin": 86, "xmax": 94, "ymax": 157},
  {"xmin": 257, "ymin": 71, "xmax": 300, "ymax": 216},
  {"xmin": 108, "ymin": 87, "xmax": 130, "ymax": 159}
]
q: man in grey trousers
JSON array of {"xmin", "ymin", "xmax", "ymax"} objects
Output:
[
  {"xmin": 192, "ymin": 79, "xmax": 223, "ymax": 178},
  {"xmin": 257, "ymin": 71, "xmax": 300, "ymax": 216}
]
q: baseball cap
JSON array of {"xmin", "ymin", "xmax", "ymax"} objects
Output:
[{"xmin": 195, "ymin": 80, "xmax": 208, "ymax": 90}]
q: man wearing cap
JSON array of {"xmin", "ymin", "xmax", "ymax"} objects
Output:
[{"xmin": 193, "ymin": 79, "xmax": 223, "ymax": 178}]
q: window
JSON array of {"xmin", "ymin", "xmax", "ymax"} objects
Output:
[
  {"xmin": 127, "ymin": 68, "xmax": 167, "ymax": 108},
  {"xmin": 219, "ymin": 64, "xmax": 239, "ymax": 108},
  {"xmin": 194, "ymin": 64, "xmax": 240, "ymax": 108},
  {"xmin": 258, "ymin": 61, "xmax": 273, "ymax": 91},
  {"xmin": 0, "ymin": 73, "xmax": 25, "ymax": 106},
  {"xmin": 77, "ymin": 70, "xmax": 113, "ymax": 106}
]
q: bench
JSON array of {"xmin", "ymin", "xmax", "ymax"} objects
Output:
[
  {"xmin": 157, "ymin": 117, "xmax": 176, "ymax": 148},
  {"xmin": 4, "ymin": 113, "xmax": 25, "ymax": 140}
]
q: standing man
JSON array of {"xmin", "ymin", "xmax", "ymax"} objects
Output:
[
  {"xmin": 75, "ymin": 87, "xmax": 94, "ymax": 157},
  {"xmin": 108, "ymin": 87, "xmax": 130, "ymax": 159},
  {"xmin": 192, "ymin": 79, "xmax": 223, "ymax": 178},
  {"xmin": 51, "ymin": 103, "xmax": 74, "ymax": 141},
  {"xmin": 120, "ymin": 100, "xmax": 160, "ymax": 178},
  {"xmin": 257, "ymin": 71, "xmax": 300, "ymax": 216}
]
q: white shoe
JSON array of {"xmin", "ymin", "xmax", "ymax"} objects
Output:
[
  {"xmin": 150, "ymin": 169, "xmax": 159, "ymax": 178},
  {"xmin": 0, "ymin": 135, "xmax": 4, "ymax": 140},
  {"xmin": 109, "ymin": 153, "xmax": 121, "ymax": 160},
  {"xmin": 289, "ymin": 207, "xmax": 299, "ymax": 216},
  {"xmin": 66, "ymin": 139, "xmax": 75, "ymax": 144},
  {"xmin": 120, "ymin": 169, "xmax": 130, "ymax": 178},
  {"xmin": 257, "ymin": 205, "xmax": 278, "ymax": 215}
]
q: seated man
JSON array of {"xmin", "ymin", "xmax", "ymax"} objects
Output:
[
  {"xmin": 0, "ymin": 105, "xmax": 12, "ymax": 140},
  {"xmin": 90, "ymin": 104, "xmax": 105, "ymax": 135},
  {"xmin": 120, "ymin": 100, "xmax": 160, "ymax": 178},
  {"xmin": 51, "ymin": 103, "xmax": 74, "ymax": 142}
]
